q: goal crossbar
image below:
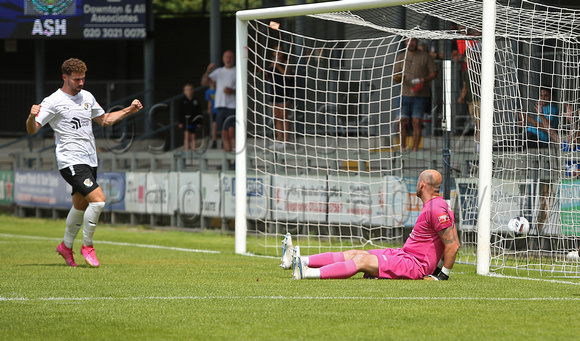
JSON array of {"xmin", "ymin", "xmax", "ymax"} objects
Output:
[{"xmin": 236, "ymin": 0, "xmax": 432, "ymax": 21}]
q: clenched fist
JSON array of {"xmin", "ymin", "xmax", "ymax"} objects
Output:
[
  {"xmin": 30, "ymin": 104, "xmax": 41, "ymax": 118},
  {"xmin": 130, "ymin": 99, "xmax": 143, "ymax": 113}
]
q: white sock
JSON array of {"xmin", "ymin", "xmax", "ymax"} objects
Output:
[
  {"xmin": 83, "ymin": 202, "xmax": 105, "ymax": 246},
  {"xmin": 304, "ymin": 268, "xmax": 321, "ymax": 279},
  {"xmin": 63, "ymin": 206, "xmax": 84, "ymax": 249},
  {"xmin": 302, "ymin": 256, "xmax": 310, "ymax": 266}
]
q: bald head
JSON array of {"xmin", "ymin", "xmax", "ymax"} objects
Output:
[
  {"xmin": 222, "ymin": 50, "xmax": 235, "ymax": 68},
  {"xmin": 416, "ymin": 169, "xmax": 442, "ymax": 201},
  {"xmin": 420, "ymin": 169, "xmax": 442, "ymax": 190}
]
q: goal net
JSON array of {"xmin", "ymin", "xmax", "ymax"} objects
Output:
[{"xmin": 236, "ymin": 0, "xmax": 580, "ymax": 277}]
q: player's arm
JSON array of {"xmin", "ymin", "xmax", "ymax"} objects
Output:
[
  {"xmin": 425, "ymin": 224, "xmax": 460, "ymax": 281},
  {"xmin": 93, "ymin": 99, "xmax": 143, "ymax": 127},
  {"xmin": 439, "ymin": 223, "xmax": 460, "ymax": 271},
  {"xmin": 26, "ymin": 105, "xmax": 42, "ymax": 135}
]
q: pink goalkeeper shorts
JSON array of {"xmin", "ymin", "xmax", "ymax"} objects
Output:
[{"xmin": 365, "ymin": 248, "xmax": 424, "ymax": 280}]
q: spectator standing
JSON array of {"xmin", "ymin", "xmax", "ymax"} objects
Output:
[
  {"xmin": 178, "ymin": 83, "xmax": 202, "ymax": 151},
  {"xmin": 458, "ymin": 67, "xmax": 479, "ymax": 141},
  {"xmin": 202, "ymin": 50, "xmax": 236, "ymax": 169},
  {"xmin": 205, "ymin": 81, "xmax": 218, "ymax": 149},
  {"xmin": 295, "ymin": 48, "xmax": 323, "ymax": 134},
  {"xmin": 266, "ymin": 45, "xmax": 294, "ymax": 150},
  {"xmin": 394, "ymin": 38, "xmax": 438, "ymax": 152}
]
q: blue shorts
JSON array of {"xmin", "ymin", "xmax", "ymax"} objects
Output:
[
  {"xmin": 185, "ymin": 124, "xmax": 198, "ymax": 133},
  {"xmin": 216, "ymin": 108, "xmax": 236, "ymax": 131},
  {"xmin": 400, "ymin": 96, "xmax": 428, "ymax": 120}
]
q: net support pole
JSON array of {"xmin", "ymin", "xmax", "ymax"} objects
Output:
[
  {"xmin": 235, "ymin": 17, "xmax": 248, "ymax": 255},
  {"xmin": 443, "ymin": 60, "xmax": 452, "ymax": 200},
  {"xmin": 476, "ymin": 0, "xmax": 496, "ymax": 275}
]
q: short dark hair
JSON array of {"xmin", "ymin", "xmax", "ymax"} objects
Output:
[
  {"xmin": 61, "ymin": 58, "xmax": 87, "ymax": 75},
  {"xmin": 540, "ymin": 86, "xmax": 553, "ymax": 97}
]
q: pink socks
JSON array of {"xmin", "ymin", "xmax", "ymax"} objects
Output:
[
  {"xmin": 319, "ymin": 259, "xmax": 358, "ymax": 279},
  {"xmin": 307, "ymin": 252, "xmax": 345, "ymax": 267}
]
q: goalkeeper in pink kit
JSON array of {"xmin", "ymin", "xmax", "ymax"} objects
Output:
[{"xmin": 280, "ymin": 169, "xmax": 460, "ymax": 280}]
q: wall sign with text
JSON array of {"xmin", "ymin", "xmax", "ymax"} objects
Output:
[{"xmin": 0, "ymin": 0, "xmax": 147, "ymax": 39}]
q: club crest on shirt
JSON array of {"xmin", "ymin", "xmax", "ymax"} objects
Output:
[
  {"xmin": 438, "ymin": 213, "xmax": 451, "ymax": 227},
  {"xmin": 83, "ymin": 178, "xmax": 93, "ymax": 187}
]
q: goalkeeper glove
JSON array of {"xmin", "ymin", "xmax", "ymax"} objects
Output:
[
  {"xmin": 432, "ymin": 266, "xmax": 442, "ymax": 276},
  {"xmin": 423, "ymin": 272, "xmax": 449, "ymax": 281},
  {"xmin": 423, "ymin": 266, "xmax": 450, "ymax": 281}
]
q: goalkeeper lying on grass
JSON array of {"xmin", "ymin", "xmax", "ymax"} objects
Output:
[{"xmin": 280, "ymin": 169, "xmax": 460, "ymax": 281}]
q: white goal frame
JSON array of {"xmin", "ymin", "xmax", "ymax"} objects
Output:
[{"xmin": 234, "ymin": 0, "xmax": 497, "ymax": 277}]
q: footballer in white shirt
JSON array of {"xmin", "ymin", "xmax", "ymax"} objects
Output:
[{"xmin": 26, "ymin": 58, "xmax": 143, "ymax": 267}]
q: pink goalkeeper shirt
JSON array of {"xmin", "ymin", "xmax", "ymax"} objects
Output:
[{"xmin": 402, "ymin": 196, "xmax": 455, "ymax": 275}]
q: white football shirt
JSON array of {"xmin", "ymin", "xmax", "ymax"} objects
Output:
[{"xmin": 35, "ymin": 89, "xmax": 105, "ymax": 170}]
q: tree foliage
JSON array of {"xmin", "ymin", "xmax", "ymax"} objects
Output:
[
  {"xmin": 153, "ymin": 0, "xmax": 328, "ymax": 15},
  {"xmin": 154, "ymin": 0, "xmax": 264, "ymax": 14}
]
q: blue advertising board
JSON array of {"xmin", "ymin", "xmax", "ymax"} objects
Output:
[
  {"xmin": 99, "ymin": 171, "xmax": 126, "ymax": 211},
  {"xmin": 14, "ymin": 169, "xmax": 72, "ymax": 208}
]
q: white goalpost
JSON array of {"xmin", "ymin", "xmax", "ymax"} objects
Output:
[
  {"xmin": 477, "ymin": 0, "xmax": 496, "ymax": 275},
  {"xmin": 235, "ymin": 0, "xmax": 580, "ymax": 278}
]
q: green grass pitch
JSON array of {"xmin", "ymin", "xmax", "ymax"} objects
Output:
[{"xmin": 1, "ymin": 214, "xmax": 579, "ymax": 340}]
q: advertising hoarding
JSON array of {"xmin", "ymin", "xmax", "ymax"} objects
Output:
[{"xmin": 0, "ymin": 0, "xmax": 147, "ymax": 39}]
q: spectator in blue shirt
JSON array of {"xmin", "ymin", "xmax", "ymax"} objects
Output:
[{"xmin": 519, "ymin": 87, "xmax": 559, "ymax": 149}]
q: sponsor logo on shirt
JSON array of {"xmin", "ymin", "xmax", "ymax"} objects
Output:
[
  {"xmin": 69, "ymin": 117, "xmax": 90, "ymax": 130},
  {"xmin": 438, "ymin": 213, "xmax": 451, "ymax": 226},
  {"xmin": 70, "ymin": 117, "xmax": 81, "ymax": 129}
]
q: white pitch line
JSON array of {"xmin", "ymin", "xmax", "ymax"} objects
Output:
[
  {"xmin": 0, "ymin": 233, "xmax": 219, "ymax": 254},
  {"xmin": 240, "ymin": 252, "xmax": 278, "ymax": 259},
  {"xmin": 1, "ymin": 295, "xmax": 580, "ymax": 302},
  {"xmin": 488, "ymin": 273, "xmax": 580, "ymax": 285},
  {"xmin": 97, "ymin": 240, "xmax": 220, "ymax": 254},
  {"xmin": 0, "ymin": 233, "xmax": 61, "ymax": 242}
]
